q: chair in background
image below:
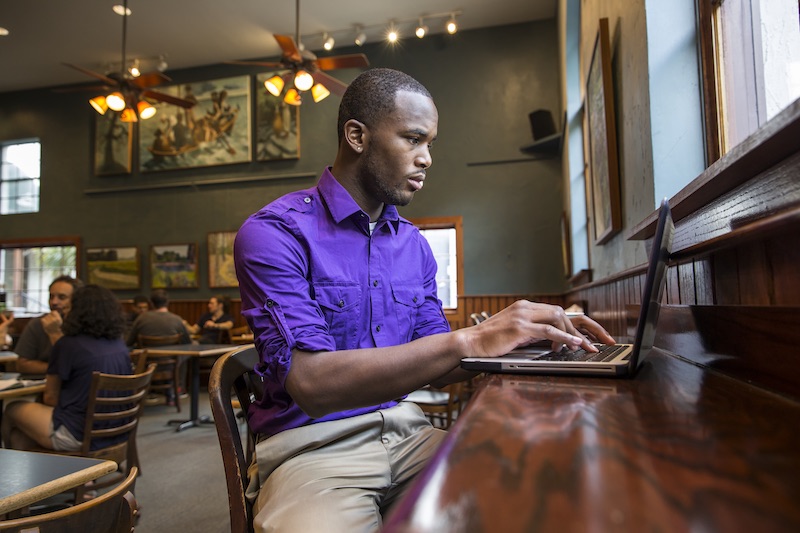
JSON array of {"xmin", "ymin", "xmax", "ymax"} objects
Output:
[
  {"xmin": 31, "ymin": 365, "xmax": 155, "ymax": 501},
  {"xmin": 137, "ymin": 333, "xmax": 184, "ymax": 412},
  {"xmin": 406, "ymin": 382, "xmax": 464, "ymax": 430},
  {"xmin": 469, "ymin": 313, "xmax": 485, "ymax": 326},
  {"xmin": 208, "ymin": 344, "xmax": 261, "ymax": 533},
  {"xmin": 0, "ymin": 466, "xmax": 139, "ymax": 533},
  {"xmin": 480, "ymin": 311, "xmax": 492, "ymax": 321}
]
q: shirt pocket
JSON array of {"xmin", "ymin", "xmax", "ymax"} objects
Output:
[
  {"xmin": 314, "ymin": 283, "xmax": 361, "ymax": 350},
  {"xmin": 391, "ymin": 282, "xmax": 425, "ymax": 343}
]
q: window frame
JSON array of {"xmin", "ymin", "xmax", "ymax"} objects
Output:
[
  {"xmin": 409, "ymin": 216, "xmax": 464, "ymax": 313},
  {"xmin": 1, "ymin": 139, "xmax": 42, "ymax": 215},
  {"xmin": 0, "ymin": 235, "xmax": 82, "ymax": 316}
]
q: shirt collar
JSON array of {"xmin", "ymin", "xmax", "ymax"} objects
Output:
[{"xmin": 318, "ymin": 168, "xmax": 400, "ymax": 234}]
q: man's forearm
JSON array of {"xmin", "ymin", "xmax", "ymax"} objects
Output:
[{"xmin": 15, "ymin": 357, "xmax": 48, "ymax": 375}]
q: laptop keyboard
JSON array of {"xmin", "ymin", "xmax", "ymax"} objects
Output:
[{"xmin": 538, "ymin": 344, "xmax": 628, "ymax": 363}]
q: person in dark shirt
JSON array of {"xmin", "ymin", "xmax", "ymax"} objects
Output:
[
  {"xmin": 183, "ymin": 295, "xmax": 233, "ymax": 344},
  {"xmin": 1, "ymin": 284, "xmax": 132, "ymax": 451}
]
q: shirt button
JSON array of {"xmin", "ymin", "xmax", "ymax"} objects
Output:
[
  {"xmin": 338, "ymin": 299, "xmax": 345, "ymax": 308},
  {"xmin": 303, "ymin": 197, "xmax": 311, "ymax": 203},
  {"xmin": 376, "ymin": 325, "xmax": 381, "ymax": 332},
  {"xmin": 381, "ymin": 437, "xmax": 389, "ymax": 444},
  {"xmin": 373, "ymin": 280, "xmax": 378, "ymax": 287},
  {"xmin": 413, "ymin": 296, "xmax": 418, "ymax": 303},
  {"xmin": 266, "ymin": 299, "xmax": 274, "ymax": 308}
]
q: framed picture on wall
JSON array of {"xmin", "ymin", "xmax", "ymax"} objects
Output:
[
  {"xmin": 256, "ymin": 72, "xmax": 300, "ymax": 161},
  {"xmin": 94, "ymin": 113, "xmax": 132, "ymax": 176},
  {"xmin": 208, "ymin": 231, "xmax": 238, "ymax": 288},
  {"xmin": 86, "ymin": 246, "xmax": 140, "ymax": 289},
  {"xmin": 585, "ymin": 17, "xmax": 622, "ymax": 245},
  {"xmin": 138, "ymin": 75, "xmax": 252, "ymax": 172},
  {"xmin": 150, "ymin": 243, "xmax": 198, "ymax": 289}
]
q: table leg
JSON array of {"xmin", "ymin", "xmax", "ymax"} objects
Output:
[{"xmin": 167, "ymin": 356, "xmax": 213, "ymax": 431}]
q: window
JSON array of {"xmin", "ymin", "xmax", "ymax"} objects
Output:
[
  {"xmin": 1, "ymin": 140, "xmax": 41, "ymax": 215},
  {"xmin": 0, "ymin": 237, "xmax": 79, "ymax": 316},
  {"xmin": 700, "ymin": 0, "xmax": 800, "ymax": 158},
  {"xmin": 411, "ymin": 216, "xmax": 463, "ymax": 311}
]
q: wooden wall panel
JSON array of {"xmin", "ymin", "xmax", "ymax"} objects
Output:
[
  {"xmin": 693, "ymin": 258, "xmax": 715, "ymax": 304},
  {"xmin": 767, "ymin": 230, "xmax": 800, "ymax": 305}
]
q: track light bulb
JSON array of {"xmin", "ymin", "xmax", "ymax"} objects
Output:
[
  {"xmin": 355, "ymin": 31, "xmax": 366, "ymax": 46},
  {"xmin": 157, "ymin": 55, "xmax": 169, "ymax": 72},
  {"xmin": 294, "ymin": 70, "xmax": 314, "ymax": 92},
  {"xmin": 446, "ymin": 15, "xmax": 458, "ymax": 35},
  {"xmin": 387, "ymin": 27, "xmax": 399, "ymax": 43},
  {"xmin": 415, "ymin": 19, "xmax": 428, "ymax": 39},
  {"xmin": 129, "ymin": 60, "xmax": 140, "ymax": 78},
  {"xmin": 264, "ymin": 75, "xmax": 285, "ymax": 96},
  {"xmin": 323, "ymin": 33, "xmax": 335, "ymax": 51},
  {"xmin": 106, "ymin": 92, "xmax": 126, "ymax": 111}
]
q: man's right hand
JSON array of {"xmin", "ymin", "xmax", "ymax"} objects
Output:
[{"xmin": 41, "ymin": 310, "xmax": 64, "ymax": 341}]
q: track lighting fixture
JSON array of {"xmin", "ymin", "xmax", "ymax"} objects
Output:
[
  {"xmin": 323, "ymin": 32, "xmax": 335, "ymax": 51},
  {"xmin": 354, "ymin": 26, "xmax": 366, "ymax": 46},
  {"xmin": 415, "ymin": 19, "xmax": 428, "ymax": 39},
  {"xmin": 129, "ymin": 59, "xmax": 141, "ymax": 77},
  {"xmin": 446, "ymin": 13, "xmax": 458, "ymax": 34},
  {"xmin": 157, "ymin": 55, "xmax": 169, "ymax": 72}
]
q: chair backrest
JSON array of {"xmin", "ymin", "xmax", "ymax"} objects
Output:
[
  {"xmin": 79, "ymin": 364, "xmax": 156, "ymax": 462},
  {"xmin": 138, "ymin": 333, "xmax": 182, "ymax": 347},
  {"xmin": 208, "ymin": 344, "xmax": 260, "ymax": 533},
  {"xmin": 0, "ymin": 466, "xmax": 138, "ymax": 533}
]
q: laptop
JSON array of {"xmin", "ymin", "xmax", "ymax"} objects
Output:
[{"xmin": 461, "ymin": 198, "xmax": 674, "ymax": 377}]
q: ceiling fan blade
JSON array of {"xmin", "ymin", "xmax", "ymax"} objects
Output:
[
  {"xmin": 312, "ymin": 71, "xmax": 348, "ymax": 96},
  {"xmin": 274, "ymin": 34, "xmax": 303, "ymax": 63},
  {"xmin": 142, "ymin": 90, "xmax": 196, "ymax": 109},
  {"xmin": 225, "ymin": 60, "xmax": 286, "ymax": 69},
  {"xmin": 315, "ymin": 54, "xmax": 370, "ymax": 71},
  {"xmin": 132, "ymin": 71, "xmax": 172, "ymax": 89},
  {"xmin": 63, "ymin": 63, "xmax": 117, "ymax": 86}
]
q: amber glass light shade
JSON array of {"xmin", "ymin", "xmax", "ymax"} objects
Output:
[
  {"xmin": 119, "ymin": 107, "xmax": 138, "ymax": 122},
  {"xmin": 311, "ymin": 83, "xmax": 330, "ymax": 103},
  {"xmin": 137, "ymin": 101, "xmax": 156, "ymax": 120},
  {"xmin": 284, "ymin": 88, "xmax": 302, "ymax": 106},
  {"xmin": 89, "ymin": 95, "xmax": 108, "ymax": 114},
  {"xmin": 264, "ymin": 75, "xmax": 285, "ymax": 97}
]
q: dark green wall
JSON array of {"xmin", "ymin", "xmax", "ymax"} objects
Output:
[{"xmin": 0, "ymin": 21, "xmax": 563, "ymax": 300}]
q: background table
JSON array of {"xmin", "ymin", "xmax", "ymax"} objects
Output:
[
  {"xmin": 0, "ymin": 449, "xmax": 117, "ymax": 515},
  {"xmin": 142, "ymin": 343, "xmax": 237, "ymax": 432}
]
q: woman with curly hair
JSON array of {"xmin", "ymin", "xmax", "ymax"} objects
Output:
[{"xmin": 2, "ymin": 284, "xmax": 132, "ymax": 451}]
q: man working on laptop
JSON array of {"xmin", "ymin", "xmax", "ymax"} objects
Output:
[{"xmin": 235, "ymin": 68, "xmax": 615, "ymax": 533}]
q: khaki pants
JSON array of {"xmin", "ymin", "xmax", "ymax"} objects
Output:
[{"xmin": 248, "ymin": 401, "xmax": 446, "ymax": 533}]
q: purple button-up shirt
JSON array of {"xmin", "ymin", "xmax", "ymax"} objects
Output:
[{"xmin": 234, "ymin": 168, "xmax": 450, "ymax": 438}]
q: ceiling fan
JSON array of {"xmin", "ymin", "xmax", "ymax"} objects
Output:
[
  {"xmin": 226, "ymin": 0, "xmax": 369, "ymax": 105},
  {"xmin": 62, "ymin": 0, "xmax": 195, "ymax": 121}
]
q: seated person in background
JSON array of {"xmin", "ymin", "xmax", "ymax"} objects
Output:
[
  {"xmin": 125, "ymin": 294, "xmax": 152, "ymax": 334},
  {"xmin": 13, "ymin": 275, "xmax": 82, "ymax": 376},
  {"xmin": 126, "ymin": 289, "xmax": 191, "ymax": 347},
  {"xmin": 183, "ymin": 295, "xmax": 233, "ymax": 344},
  {"xmin": 1, "ymin": 311, "xmax": 13, "ymax": 351},
  {"xmin": 234, "ymin": 68, "xmax": 615, "ymax": 532},
  {"xmin": 1, "ymin": 284, "xmax": 132, "ymax": 451},
  {"xmin": 126, "ymin": 289, "xmax": 191, "ymax": 405}
]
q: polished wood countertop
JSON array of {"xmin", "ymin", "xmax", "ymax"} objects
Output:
[{"xmin": 384, "ymin": 349, "xmax": 800, "ymax": 532}]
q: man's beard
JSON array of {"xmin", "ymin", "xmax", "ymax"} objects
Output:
[{"xmin": 359, "ymin": 148, "xmax": 413, "ymax": 207}]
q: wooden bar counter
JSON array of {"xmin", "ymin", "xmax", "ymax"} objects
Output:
[{"xmin": 384, "ymin": 350, "xmax": 800, "ymax": 532}]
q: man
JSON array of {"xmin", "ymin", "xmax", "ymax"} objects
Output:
[
  {"xmin": 125, "ymin": 294, "xmax": 152, "ymax": 335},
  {"xmin": 126, "ymin": 289, "xmax": 191, "ymax": 405},
  {"xmin": 234, "ymin": 68, "xmax": 614, "ymax": 532},
  {"xmin": 126, "ymin": 289, "xmax": 190, "ymax": 347},
  {"xmin": 14, "ymin": 275, "xmax": 82, "ymax": 376}
]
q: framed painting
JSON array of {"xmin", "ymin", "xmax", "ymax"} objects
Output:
[
  {"xmin": 94, "ymin": 112, "xmax": 132, "ymax": 175},
  {"xmin": 255, "ymin": 72, "xmax": 300, "ymax": 161},
  {"xmin": 138, "ymin": 75, "xmax": 252, "ymax": 172},
  {"xmin": 585, "ymin": 18, "xmax": 622, "ymax": 245},
  {"xmin": 86, "ymin": 246, "xmax": 140, "ymax": 290},
  {"xmin": 208, "ymin": 231, "xmax": 238, "ymax": 288},
  {"xmin": 150, "ymin": 243, "xmax": 198, "ymax": 289}
]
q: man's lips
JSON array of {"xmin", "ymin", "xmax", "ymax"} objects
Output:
[{"xmin": 408, "ymin": 173, "xmax": 425, "ymax": 191}]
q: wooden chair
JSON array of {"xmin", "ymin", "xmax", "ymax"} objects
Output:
[
  {"xmin": 406, "ymin": 382, "xmax": 464, "ymax": 430},
  {"xmin": 469, "ymin": 313, "xmax": 485, "ymax": 326},
  {"xmin": 31, "ymin": 365, "xmax": 155, "ymax": 502},
  {"xmin": 136, "ymin": 333, "xmax": 184, "ymax": 412},
  {"xmin": 208, "ymin": 344, "xmax": 261, "ymax": 533},
  {"xmin": 0, "ymin": 466, "xmax": 139, "ymax": 533}
]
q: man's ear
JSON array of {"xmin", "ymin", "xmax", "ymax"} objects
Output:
[{"xmin": 344, "ymin": 119, "xmax": 366, "ymax": 153}]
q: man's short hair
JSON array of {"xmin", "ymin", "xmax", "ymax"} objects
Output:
[
  {"xmin": 337, "ymin": 68, "xmax": 432, "ymax": 143},
  {"xmin": 49, "ymin": 275, "xmax": 83, "ymax": 292},
  {"xmin": 150, "ymin": 289, "xmax": 169, "ymax": 309}
]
